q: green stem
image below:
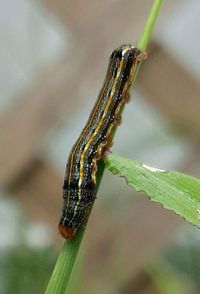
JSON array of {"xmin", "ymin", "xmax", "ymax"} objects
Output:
[
  {"xmin": 45, "ymin": 1, "xmax": 163, "ymax": 293},
  {"xmin": 138, "ymin": 0, "xmax": 163, "ymax": 51},
  {"xmin": 45, "ymin": 226, "xmax": 85, "ymax": 293}
]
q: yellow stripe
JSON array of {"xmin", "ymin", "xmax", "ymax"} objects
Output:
[
  {"xmin": 74, "ymin": 48, "xmax": 129, "ymax": 213},
  {"xmin": 66, "ymin": 57, "xmax": 114, "ymax": 207}
]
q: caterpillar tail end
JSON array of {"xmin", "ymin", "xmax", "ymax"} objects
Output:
[
  {"xmin": 137, "ymin": 51, "xmax": 148, "ymax": 62},
  {"xmin": 59, "ymin": 223, "xmax": 76, "ymax": 239}
]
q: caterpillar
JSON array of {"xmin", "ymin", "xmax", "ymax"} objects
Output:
[{"xmin": 59, "ymin": 45, "xmax": 146, "ymax": 239}]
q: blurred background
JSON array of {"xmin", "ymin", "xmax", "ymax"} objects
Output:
[{"xmin": 0, "ymin": 0, "xmax": 200, "ymax": 293}]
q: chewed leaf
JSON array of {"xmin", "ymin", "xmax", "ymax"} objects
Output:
[{"xmin": 104, "ymin": 154, "xmax": 200, "ymax": 228}]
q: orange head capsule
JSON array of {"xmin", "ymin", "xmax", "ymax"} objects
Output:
[{"xmin": 58, "ymin": 224, "xmax": 76, "ymax": 239}]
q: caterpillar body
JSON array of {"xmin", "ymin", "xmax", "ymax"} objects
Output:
[{"xmin": 59, "ymin": 45, "xmax": 146, "ymax": 239}]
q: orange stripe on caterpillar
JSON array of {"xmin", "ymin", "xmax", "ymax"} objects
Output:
[{"xmin": 59, "ymin": 45, "xmax": 146, "ymax": 239}]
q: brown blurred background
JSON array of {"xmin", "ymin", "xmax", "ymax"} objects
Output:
[{"xmin": 1, "ymin": 0, "xmax": 200, "ymax": 293}]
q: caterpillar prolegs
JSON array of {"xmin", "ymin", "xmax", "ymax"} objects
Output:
[{"xmin": 59, "ymin": 45, "xmax": 146, "ymax": 239}]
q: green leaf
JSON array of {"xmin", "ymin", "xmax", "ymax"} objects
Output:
[{"xmin": 104, "ymin": 154, "xmax": 200, "ymax": 227}]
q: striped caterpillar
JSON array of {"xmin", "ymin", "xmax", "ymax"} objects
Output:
[{"xmin": 59, "ymin": 45, "xmax": 146, "ymax": 239}]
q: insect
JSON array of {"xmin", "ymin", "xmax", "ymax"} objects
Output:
[{"xmin": 59, "ymin": 44, "xmax": 146, "ymax": 239}]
